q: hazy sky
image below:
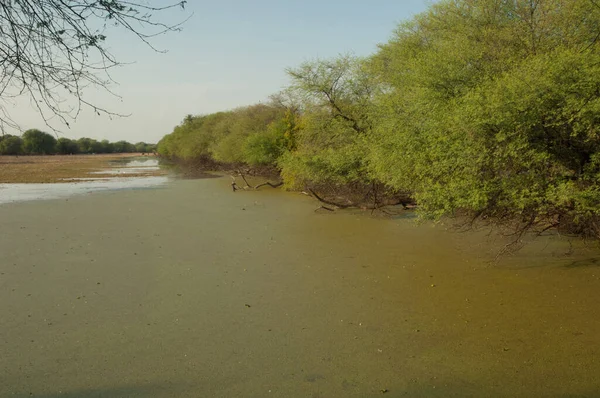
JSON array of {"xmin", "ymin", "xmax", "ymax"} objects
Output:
[{"xmin": 8, "ymin": 0, "xmax": 432, "ymax": 143}]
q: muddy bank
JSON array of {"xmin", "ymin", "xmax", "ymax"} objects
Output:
[
  {"xmin": 0, "ymin": 154, "xmax": 164, "ymax": 183},
  {"xmin": 1, "ymin": 177, "xmax": 600, "ymax": 397}
]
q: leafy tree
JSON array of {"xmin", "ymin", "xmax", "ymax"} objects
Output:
[
  {"xmin": 211, "ymin": 104, "xmax": 284, "ymax": 164},
  {"xmin": 156, "ymin": 0, "xmax": 600, "ymax": 241},
  {"xmin": 135, "ymin": 142, "xmax": 154, "ymax": 153},
  {"xmin": 55, "ymin": 138, "xmax": 79, "ymax": 155},
  {"xmin": 99, "ymin": 140, "xmax": 114, "ymax": 154},
  {"xmin": 158, "ymin": 105, "xmax": 286, "ymax": 164},
  {"xmin": 279, "ymin": 55, "xmax": 376, "ymax": 189},
  {"xmin": 243, "ymin": 109, "xmax": 299, "ymax": 166},
  {"xmin": 157, "ymin": 112, "xmax": 229, "ymax": 160},
  {"xmin": 89, "ymin": 140, "xmax": 104, "ymax": 154},
  {"xmin": 0, "ymin": 135, "xmax": 23, "ymax": 155},
  {"xmin": 112, "ymin": 140, "xmax": 136, "ymax": 153},
  {"xmin": 366, "ymin": 0, "xmax": 600, "ymax": 238},
  {"xmin": 76, "ymin": 138, "xmax": 95, "ymax": 154},
  {"xmin": 22, "ymin": 129, "xmax": 57, "ymax": 155}
]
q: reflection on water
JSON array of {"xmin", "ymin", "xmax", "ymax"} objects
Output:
[
  {"xmin": 89, "ymin": 168, "xmax": 159, "ymax": 175},
  {"xmin": 90, "ymin": 158, "xmax": 161, "ymax": 175},
  {"xmin": 0, "ymin": 177, "xmax": 169, "ymax": 205},
  {"xmin": 109, "ymin": 157, "xmax": 158, "ymax": 166},
  {"xmin": 0, "ymin": 157, "xmax": 167, "ymax": 205}
]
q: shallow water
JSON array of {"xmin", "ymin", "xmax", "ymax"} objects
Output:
[
  {"xmin": 0, "ymin": 158, "xmax": 167, "ymax": 205},
  {"xmin": 1, "ymin": 178, "xmax": 600, "ymax": 397},
  {"xmin": 0, "ymin": 177, "xmax": 169, "ymax": 205},
  {"xmin": 89, "ymin": 159, "xmax": 161, "ymax": 175}
]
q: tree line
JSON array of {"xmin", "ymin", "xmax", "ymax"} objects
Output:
[
  {"xmin": 0, "ymin": 129, "xmax": 155, "ymax": 156},
  {"xmin": 157, "ymin": 0, "xmax": 600, "ymax": 241}
]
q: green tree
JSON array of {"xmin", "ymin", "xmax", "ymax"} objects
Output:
[
  {"xmin": 135, "ymin": 142, "xmax": 153, "ymax": 153},
  {"xmin": 99, "ymin": 140, "xmax": 114, "ymax": 154},
  {"xmin": 22, "ymin": 129, "xmax": 57, "ymax": 155},
  {"xmin": 112, "ymin": 141, "xmax": 136, "ymax": 153},
  {"xmin": 243, "ymin": 109, "xmax": 299, "ymax": 166},
  {"xmin": 0, "ymin": 135, "xmax": 23, "ymax": 155},
  {"xmin": 55, "ymin": 138, "xmax": 79, "ymax": 154},
  {"xmin": 279, "ymin": 55, "xmax": 375, "ymax": 189},
  {"xmin": 366, "ymin": 0, "xmax": 600, "ymax": 237},
  {"xmin": 211, "ymin": 104, "xmax": 284, "ymax": 164},
  {"xmin": 77, "ymin": 138, "xmax": 95, "ymax": 154},
  {"xmin": 155, "ymin": 0, "xmax": 600, "ymax": 240}
]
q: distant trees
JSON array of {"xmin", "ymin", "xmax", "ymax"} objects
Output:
[
  {"xmin": 157, "ymin": 103, "xmax": 296, "ymax": 167},
  {"xmin": 0, "ymin": 131, "xmax": 154, "ymax": 156},
  {"xmin": 135, "ymin": 142, "xmax": 155, "ymax": 153},
  {"xmin": 100, "ymin": 140, "xmax": 114, "ymax": 154},
  {"xmin": 56, "ymin": 138, "xmax": 79, "ymax": 155},
  {"xmin": 112, "ymin": 141, "xmax": 137, "ymax": 154}
]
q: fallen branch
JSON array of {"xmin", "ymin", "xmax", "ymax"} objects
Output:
[
  {"xmin": 255, "ymin": 181, "xmax": 284, "ymax": 189},
  {"xmin": 231, "ymin": 173, "xmax": 283, "ymax": 191},
  {"xmin": 308, "ymin": 187, "xmax": 410, "ymax": 211},
  {"xmin": 239, "ymin": 173, "xmax": 253, "ymax": 189},
  {"xmin": 308, "ymin": 188, "xmax": 351, "ymax": 209}
]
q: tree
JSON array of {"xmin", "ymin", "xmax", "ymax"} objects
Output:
[
  {"xmin": 211, "ymin": 104, "xmax": 284, "ymax": 164},
  {"xmin": 22, "ymin": 129, "xmax": 57, "ymax": 154},
  {"xmin": 135, "ymin": 142, "xmax": 153, "ymax": 153},
  {"xmin": 367, "ymin": 0, "xmax": 600, "ymax": 239},
  {"xmin": 112, "ymin": 140, "xmax": 135, "ymax": 153},
  {"xmin": 279, "ymin": 55, "xmax": 376, "ymax": 189},
  {"xmin": 0, "ymin": 1, "xmax": 188, "ymax": 131},
  {"xmin": 76, "ymin": 137, "xmax": 95, "ymax": 154},
  {"xmin": 99, "ymin": 140, "xmax": 114, "ymax": 154},
  {"xmin": 56, "ymin": 138, "xmax": 79, "ymax": 155},
  {"xmin": 0, "ymin": 135, "xmax": 23, "ymax": 155}
]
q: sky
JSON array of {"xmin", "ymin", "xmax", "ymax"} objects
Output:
[{"xmin": 7, "ymin": 0, "xmax": 433, "ymax": 144}]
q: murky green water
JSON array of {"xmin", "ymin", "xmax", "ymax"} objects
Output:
[{"xmin": 1, "ymin": 177, "xmax": 600, "ymax": 397}]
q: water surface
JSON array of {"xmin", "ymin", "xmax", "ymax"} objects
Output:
[
  {"xmin": 0, "ymin": 157, "xmax": 167, "ymax": 205},
  {"xmin": 1, "ymin": 177, "xmax": 600, "ymax": 397}
]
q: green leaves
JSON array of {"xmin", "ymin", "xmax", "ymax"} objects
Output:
[
  {"xmin": 159, "ymin": 0, "xmax": 600, "ymax": 239},
  {"xmin": 22, "ymin": 129, "xmax": 57, "ymax": 155},
  {"xmin": 364, "ymin": 0, "xmax": 600, "ymax": 235}
]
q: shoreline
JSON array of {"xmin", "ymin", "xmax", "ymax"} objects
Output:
[{"xmin": 0, "ymin": 153, "xmax": 164, "ymax": 183}]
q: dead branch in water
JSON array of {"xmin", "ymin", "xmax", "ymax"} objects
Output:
[
  {"xmin": 255, "ymin": 181, "xmax": 284, "ymax": 189},
  {"xmin": 308, "ymin": 187, "xmax": 409, "ymax": 212},
  {"xmin": 308, "ymin": 188, "xmax": 351, "ymax": 209},
  {"xmin": 315, "ymin": 205, "xmax": 335, "ymax": 212},
  {"xmin": 230, "ymin": 176, "xmax": 239, "ymax": 192},
  {"xmin": 239, "ymin": 173, "xmax": 252, "ymax": 189},
  {"xmin": 231, "ymin": 172, "xmax": 283, "ymax": 191}
]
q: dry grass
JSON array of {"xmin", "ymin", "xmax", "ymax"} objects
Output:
[{"xmin": 0, "ymin": 153, "xmax": 165, "ymax": 183}]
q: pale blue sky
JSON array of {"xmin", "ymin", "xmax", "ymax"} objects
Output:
[{"xmin": 10, "ymin": 0, "xmax": 433, "ymax": 143}]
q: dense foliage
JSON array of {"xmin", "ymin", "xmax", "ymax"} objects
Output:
[
  {"xmin": 0, "ymin": 130, "xmax": 154, "ymax": 156},
  {"xmin": 158, "ymin": 0, "xmax": 600, "ymax": 239}
]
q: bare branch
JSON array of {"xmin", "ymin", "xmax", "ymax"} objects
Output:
[{"xmin": 0, "ymin": 1, "xmax": 188, "ymax": 131}]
